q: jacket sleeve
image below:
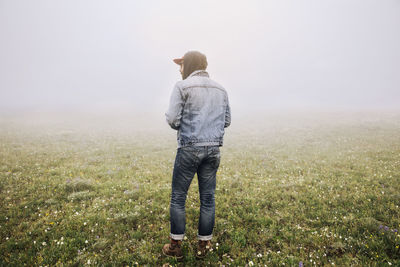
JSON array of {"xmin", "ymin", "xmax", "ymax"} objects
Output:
[
  {"xmin": 165, "ymin": 83, "xmax": 184, "ymax": 130},
  {"xmin": 224, "ymin": 95, "xmax": 231, "ymax": 128}
]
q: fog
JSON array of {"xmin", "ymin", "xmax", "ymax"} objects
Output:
[{"xmin": 0, "ymin": 0, "xmax": 399, "ymax": 116}]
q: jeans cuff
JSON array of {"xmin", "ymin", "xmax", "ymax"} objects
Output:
[
  {"xmin": 170, "ymin": 233, "xmax": 184, "ymax": 240},
  {"xmin": 198, "ymin": 234, "xmax": 212, "ymax": 241}
]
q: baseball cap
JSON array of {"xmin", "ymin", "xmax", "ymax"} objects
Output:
[{"xmin": 173, "ymin": 57, "xmax": 184, "ymax": 65}]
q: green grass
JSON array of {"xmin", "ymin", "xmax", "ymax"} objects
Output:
[{"xmin": 0, "ymin": 111, "xmax": 399, "ymax": 266}]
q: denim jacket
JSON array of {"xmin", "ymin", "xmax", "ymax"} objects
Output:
[{"xmin": 165, "ymin": 70, "xmax": 231, "ymax": 148}]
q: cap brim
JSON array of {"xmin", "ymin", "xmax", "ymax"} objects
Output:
[{"xmin": 173, "ymin": 58, "xmax": 184, "ymax": 65}]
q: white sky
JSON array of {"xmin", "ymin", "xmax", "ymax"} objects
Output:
[{"xmin": 0, "ymin": 0, "xmax": 399, "ymax": 113}]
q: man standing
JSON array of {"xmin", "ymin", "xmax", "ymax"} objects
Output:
[{"xmin": 163, "ymin": 51, "xmax": 231, "ymax": 259}]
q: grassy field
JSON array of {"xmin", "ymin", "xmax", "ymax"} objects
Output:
[{"xmin": 1, "ymin": 110, "xmax": 399, "ymax": 266}]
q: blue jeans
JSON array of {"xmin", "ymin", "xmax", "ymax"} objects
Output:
[{"xmin": 169, "ymin": 145, "xmax": 221, "ymax": 241}]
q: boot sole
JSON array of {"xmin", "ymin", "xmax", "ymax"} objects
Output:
[
  {"xmin": 196, "ymin": 251, "xmax": 209, "ymax": 259},
  {"xmin": 162, "ymin": 249, "xmax": 184, "ymax": 260}
]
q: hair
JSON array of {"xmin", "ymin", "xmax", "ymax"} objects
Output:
[{"xmin": 182, "ymin": 51, "xmax": 208, "ymax": 80}]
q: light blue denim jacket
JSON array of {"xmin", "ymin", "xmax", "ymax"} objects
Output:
[{"xmin": 165, "ymin": 70, "xmax": 231, "ymax": 148}]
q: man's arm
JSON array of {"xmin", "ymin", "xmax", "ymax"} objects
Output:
[
  {"xmin": 224, "ymin": 95, "xmax": 231, "ymax": 128},
  {"xmin": 165, "ymin": 83, "xmax": 184, "ymax": 130}
]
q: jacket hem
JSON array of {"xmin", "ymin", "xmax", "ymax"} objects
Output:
[{"xmin": 177, "ymin": 140, "xmax": 222, "ymax": 148}]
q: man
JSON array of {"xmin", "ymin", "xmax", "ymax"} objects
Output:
[{"xmin": 163, "ymin": 50, "xmax": 231, "ymax": 259}]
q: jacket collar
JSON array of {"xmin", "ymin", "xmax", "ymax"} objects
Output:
[{"xmin": 188, "ymin": 70, "xmax": 209, "ymax": 78}]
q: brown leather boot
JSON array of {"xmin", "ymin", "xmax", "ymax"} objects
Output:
[
  {"xmin": 196, "ymin": 240, "xmax": 212, "ymax": 259},
  {"xmin": 162, "ymin": 238, "xmax": 183, "ymax": 260}
]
